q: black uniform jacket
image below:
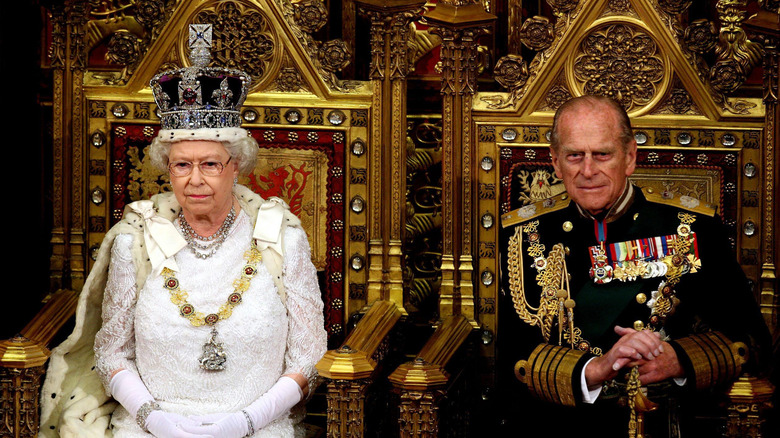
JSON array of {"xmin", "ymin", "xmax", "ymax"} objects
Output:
[{"xmin": 496, "ymin": 185, "xmax": 771, "ymax": 437}]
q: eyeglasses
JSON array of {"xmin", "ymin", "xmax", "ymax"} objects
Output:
[{"xmin": 168, "ymin": 157, "xmax": 232, "ymax": 177}]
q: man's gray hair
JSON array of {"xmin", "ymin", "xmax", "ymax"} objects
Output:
[{"xmin": 549, "ymin": 95, "xmax": 634, "ymax": 151}]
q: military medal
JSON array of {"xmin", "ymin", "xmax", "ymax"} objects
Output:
[
  {"xmin": 589, "ymin": 221, "xmax": 613, "ymax": 284},
  {"xmin": 588, "ymin": 230, "xmax": 699, "ymax": 284},
  {"xmin": 589, "ymin": 248, "xmax": 613, "ymax": 284}
]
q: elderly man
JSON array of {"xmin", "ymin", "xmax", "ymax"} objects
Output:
[{"xmin": 498, "ymin": 95, "xmax": 770, "ymax": 437}]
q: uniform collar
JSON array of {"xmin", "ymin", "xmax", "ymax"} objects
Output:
[{"xmin": 574, "ymin": 181, "xmax": 635, "ymax": 224}]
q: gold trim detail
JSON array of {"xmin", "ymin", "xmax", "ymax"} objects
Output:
[
  {"xmin": 674, "ymin": 331, "xmax": 746, "ymax": 390},
  {"xmin": 515, "ymin": 344, "xmax": 585, "ymax": 407}
]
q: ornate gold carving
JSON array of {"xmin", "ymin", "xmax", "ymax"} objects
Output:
[
  {"xmin": 293, "ymin": 0, "xmax": 329, "ymax": 34},
  {"xmin": 135, "ymin": 0, "xmax": 173, "ymax": 33},
  {"xmin": 482, "ymin": 0, "xmax": 586, "ymax": 109},
  {"xmin": 547, "ymin": 0, "xmax": 579, "ymax": 14},
  {"xmin": 388, "ymin": 315, "xmax": 471, "ymax": 438},
  {"xmin": 707, "ymin": 0, "xmax": 764, "ymax": 114},
  {"xmin": 390, "ymin": 12, "xmax": 422, "ymax": 80},
  {"xmin": 684, "ymin": 19, "xmax": 718, "ymax": 54},
  {"xmin": 397, "ymin": 389, "xmax": 444, "ymax": 437},
  {"xmin": 426, "ymin": 4, "xmax": 494, "ymax": 324},
  {"xmin": 68, "ymin": 2, "xmax": 88, "ymax": 70},
  {"xmin": 194, "ymin": 1, "xmax": 278, "ymax": 87},
  {"xmin": 544, "ymin": 81, "xmax": 573, "ymax": 111},
  {"xmin": 318, "ymin": 301, "xmax": 402, "ymax": 435},
  {"xmin": 49, "ymin": 5, "xmax": 66, "ymax": 69},
  {"xmin": 761, "ymin": 37, "xmax": 778, "ymax": 104},
  {"xmin": 85, "ymin": 0, "xmax": 176, "ymax": 84},
  {"xmin": 318, "ymin": 39, "xmax": 352, "ymax": 73},
  {"xmin": 389, "ymin": 316, "xmax": 471, "ymax": 436},
  {"xmin": 406, "ymin": 118, "xmax": 443, "ymax": 315},
  {"xmin": 571, "ymin": 23, "xmax": 666, "ymax": 112},
  {"xmin": 725, "ymin": 375, "xmax": 775, "ymax": 438},
  {"xmin": 607, "ymin": 0, "xmax": 632, "ymax": 14},
  {"xmin": 493, "ymin": 54, "xmax": 529, "ymax": 91},
  {"xmin": 271, "ymin": 0, "xmax": 359, "ymax": 92},
  {"xmin": 519, "ymin": 16, "xmax": 554, "ymax": 51},
  {"xmin": 435, "ymin": 27, "xmax": 489, "ymax": 96},
  {"xmin": 652, "ymin": 80, "xmax": 701, "ymax": 115},
  {"xmin": 363, "ymin": 10, "xmax": 386, "ymax": 80},
  {"xmin": 274, "ymin": 64, "xmax": 306, "ymax": 92},
  {"xmin": 760, "ymin": 36, "xmax": 778, "ymax": 305},
  {"xmin": 106, "ymin": 31, "xmax": 142, "ymax": 67},
  {"xmin": 667, "ymin": 88, "xmax": 694, "ymax": 113},
  {"xmin": 0, "ymin": 336, "xmax": 49, "ymax": 438},
  {"xmin": 764, "ymin": 98, "xmax": 776, "ymax": 264},
  {"xmin": 324, "ymin": 379, "xmax": 371, "ymax": 437},
  {"xmin": 657, "ymin": 0, "xmax": 693, "ymax": 15}
]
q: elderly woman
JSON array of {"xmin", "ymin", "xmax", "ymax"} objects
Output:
[{"xmin": 39, "ymin": 25, "xmax": 326, "ymax": 438}]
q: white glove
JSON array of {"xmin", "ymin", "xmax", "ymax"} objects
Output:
[
  {"xmin": 109, "ymin": 370, "xmax": 207, "ymax": 438},
  {"xmin": 182, "ymin": 376, "xmax": 304, "ymax": 437},
  {"xmin": 146, "ymin": 411, "xmax": 211, "ymax": 438},
  {"xmin": 109, "ymin": 369, "xmax": 155, "ymax": 419}
]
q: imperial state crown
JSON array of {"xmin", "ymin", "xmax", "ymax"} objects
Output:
[{"xmin": 150, "ymin": 24, "xmax": 251, "ymax": 131}]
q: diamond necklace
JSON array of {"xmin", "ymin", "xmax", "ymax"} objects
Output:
[
  {"xmin": 161, "ymin": 241, "xmax": 263, "ymax": 371},
  {"xmin": 177, "ymin": 205, "xmax": 236, "ymax": 259}
]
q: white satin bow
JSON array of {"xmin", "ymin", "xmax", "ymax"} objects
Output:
[
  {"xmin": 128, "ymin": 200, "xmax": 187, "ymax": 273},
  {"xmin": 253, "ymin": 197, "xmax": 288, "ymax": 256}
]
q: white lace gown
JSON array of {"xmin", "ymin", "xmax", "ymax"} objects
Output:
[{"xmin": 94, "ymin": 210, "xmax": 326, "ymax": 437}]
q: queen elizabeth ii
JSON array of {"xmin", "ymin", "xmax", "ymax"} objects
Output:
[{"xmin": 39, "ymin": 25, "xmax": 327, "ymax": 438}]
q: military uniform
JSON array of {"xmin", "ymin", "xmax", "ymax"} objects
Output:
[{"xmin": 497, "ymin": 185, "xmax": 771, "ymax": 437}]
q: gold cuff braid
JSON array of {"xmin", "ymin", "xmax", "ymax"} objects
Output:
[
  {"xmin": 674, "ymin": 332, "xmax": 747, "ymax": 390},
  {"xmin": 515, "ymin": 344, "xmax": 586, "ymax": 407}
]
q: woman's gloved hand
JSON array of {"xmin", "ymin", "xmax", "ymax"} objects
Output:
[
  {"xmin": 181, "ymin": 412, "xmax": 248, "ymax": 438},
  {"xmin": 146, "ymin": 411, "xmax": 212, "ymax": 438},
  {"xmin": 182, "ymin": 375, "xmax": 304, "ymax": 437},
  {"xmin": 109, "ymin": 370, "xmax": 210, "ymax": 438}
]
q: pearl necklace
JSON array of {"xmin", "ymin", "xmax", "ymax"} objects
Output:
[{"xmin": 177, "ymin": 205, "xmax": 236, "ymax": 259}]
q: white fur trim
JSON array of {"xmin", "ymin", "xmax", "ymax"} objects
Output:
[{"xmin": 155, "ymin": 127, "xmax": 249, "ymax": 145}]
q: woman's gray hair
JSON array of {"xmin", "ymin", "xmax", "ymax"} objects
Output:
[{"xmin": 148, "ymin": 127, "xmax": 259, "ymax": 176}]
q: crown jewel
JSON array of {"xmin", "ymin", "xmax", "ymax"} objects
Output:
[{"xmin": 150, "ymin": 24, "xmax": 251, "ymax": 131}]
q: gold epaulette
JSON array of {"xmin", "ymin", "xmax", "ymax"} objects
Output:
[
  {"xmin": 641, "ymin": 186, "xmax": 717, "ymax": 217},
  {"xmin": 501, "ymin": 192, "xmax": 572, "ymax": 228}
]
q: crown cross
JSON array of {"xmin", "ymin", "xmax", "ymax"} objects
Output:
[{"xmin": 189, "ymin": 24, "xmax": 213, "ymax": 68}]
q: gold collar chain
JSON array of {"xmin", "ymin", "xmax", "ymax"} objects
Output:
[{"xmin": 161, "ymin": 241, "xmax": 263, "ymax": 327}]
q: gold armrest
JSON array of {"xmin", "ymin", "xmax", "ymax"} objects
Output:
[{"xmin": 20, "ymin": 289, "xmax": 79, "ymax": 347}]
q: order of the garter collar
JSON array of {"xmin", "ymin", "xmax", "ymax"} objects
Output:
[{"xmin": 161, "ymin": 240, "xmax": 263, "ymax": 371}]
